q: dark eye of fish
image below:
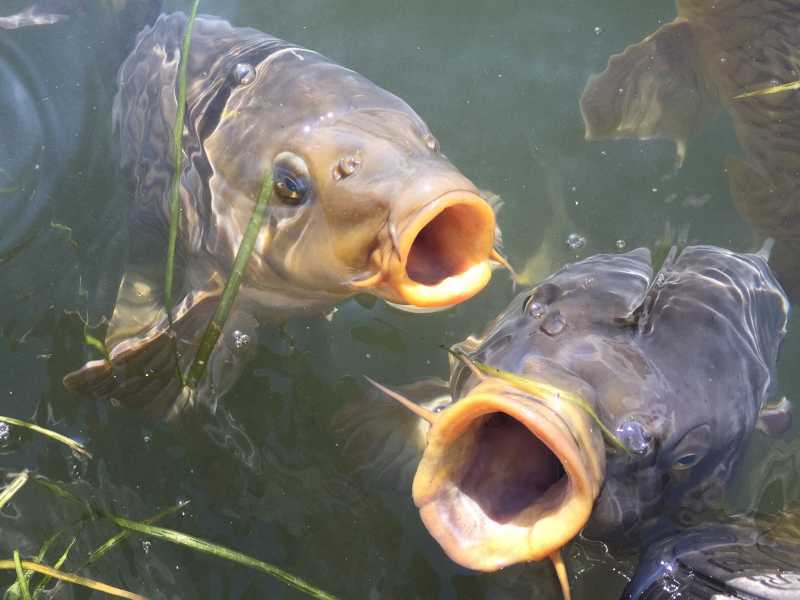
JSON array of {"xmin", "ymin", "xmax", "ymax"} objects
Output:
[
  {"xmin": 272, "ymin": 151, "xmax": 311, "ymax": 205},
  {"xmin": 672, "ymin": 453, "xmax": 701, "ymax": 471}
]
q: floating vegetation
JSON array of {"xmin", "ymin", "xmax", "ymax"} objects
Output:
[
  {"xmin": 49, "ymin": 221, "xmax": 78, "ymax": 249},
  {"xmin": 185, "ymin": 170, "xmax": 273, "ymax": 388},
  {"xmin": 164, "ymin": 0, "xmax": 200, "ymax": 317},
  {"xmin": 0, "ymin": 559, "xmax": 145, "ymax": 600},
  {"xmin": 111, "ymin": 516, "xmax": 340, "ymax": 600},
  {"xmin": 12, "ymin": 551, "xmax": 30, "ymax": 600},
  {"xmin": 0, "ymin": 472, "xmax": 29, "ymax": 511},
  {"xmin": 0, "ymin": 417, "xmax": 91, "ymax": 459},
  {"xmin": 734, "ymin": 80, "xmax": 800, "ymax": 99}
]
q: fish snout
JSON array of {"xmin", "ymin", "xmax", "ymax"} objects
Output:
[
  {"xmin": 358, "ymin": 189, "xmax": 496, "ymax": 308},
  {"xmin": 411, "ymin": 378, "xmax": 606, "ymax": 571}
]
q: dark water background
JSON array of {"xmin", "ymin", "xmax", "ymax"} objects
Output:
[{"xmin": 1, "ymin": 0, "xmax": 799, "ymax": 598}]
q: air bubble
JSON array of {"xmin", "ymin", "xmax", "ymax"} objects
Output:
[
  {"xmin": 234, "ymin": 63, "xmax": 255, "ymax": 85},
  {"xmin": 566, "ymin": 233, "xmax": 586, "ymax": 249},
  {"xmin": 540, "ymin": 310, "xmax": 566, "ymax": 336},
  {"xmin": 0, "ymin": 422, "xmax": 9, "ymax": 443},
  {"xmin": 594, "ymin": 26, "xmax": 603, "ymax": 35},
  {"xmin": 615, "ymin": 239, "xmax": 627, "ymax": 250},
  {"xmin": 528, "ymin": 301, "xmax": 545, "ymax": 319},
  {"xmin": 142, "ymin": 540, "xmax": 152, "ymax": 554},
  {"xmin": 232, "ymin": 330, "xmax": 250, "ymax": 349}
]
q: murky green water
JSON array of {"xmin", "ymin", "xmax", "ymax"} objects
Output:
[{"xmin": 2, "ymin": 1, "xmax": 799, "ymax": 598}]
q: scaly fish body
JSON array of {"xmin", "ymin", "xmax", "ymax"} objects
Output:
[
  {"xmin": 63, "ymin": 13, "xmax": 500, "ymax": 416},
  {"xmin": 580, "ymin": 0, "xmax": 800, "ymax": 299},
  {"xmin": 349, "ymin": 246, "xmax": 789, "ymax": 598}
]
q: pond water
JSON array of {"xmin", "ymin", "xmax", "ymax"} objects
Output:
[{"xmin": 1, "ymin": 0, "xmax": 799, "ymax": 598}]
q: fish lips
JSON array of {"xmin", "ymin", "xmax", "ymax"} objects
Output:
[
  {"xmin": 411, "ymin": 378, "xmax": 606, "ymax": 571},
  {"xmin": 353, "ymin": 190, "xmax": 497, "ymax": 308}
]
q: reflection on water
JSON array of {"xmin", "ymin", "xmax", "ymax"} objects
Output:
[{"xmin": 0, "ymin": 1, "xmax": 799, "ymax": 599}]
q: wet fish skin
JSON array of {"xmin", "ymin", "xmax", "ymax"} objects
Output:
[
  {"xmin": 456, "ymin": 246, "xmax": 787, "ymax": 542},
  {"xmin": 64, "ymin": 13, "xmax": 498, "ymax": 417},
  {"xmin": 580, "ymin": 0, "xmax": 800, "ymax": 300},
  {"xmin": 347, "ymin": 245, "xmax": 789, "ymax": 595}
]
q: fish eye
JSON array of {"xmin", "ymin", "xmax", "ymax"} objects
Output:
[
  {"xmin": 669, "ymin": 424, "xmax": 710, "ymax": 471},
  {"xmin": 272, "ymin": 151, "xmax": 311, "ymax": 205},
  {"xmin": 672, "ymin": 453, "xmax": 701, "ymax": 470}
]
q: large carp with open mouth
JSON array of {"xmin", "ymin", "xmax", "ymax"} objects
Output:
[
  {"xmin": 580, "ymin": 0, "xmax": 800, "ymax": 302},
  {"xmin": 345, "ymin": 245, "xmax": 790, "ymax": 599},
  {"xmin": 62, "ymin": 13, "xmax": 502, "ymax": 416}
]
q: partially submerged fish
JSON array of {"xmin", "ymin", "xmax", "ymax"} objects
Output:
[
  {"xmin": 62, "ymin": 13, "xmax": 502, "ymax": 416},
  {"xmin": 624, "ymin": 505, "xmax": 800, "ymax": 599},
  {"xmin": 580, "ymin": 0, "xmax": 800, "ymax": 300},
  {"xmin": 348, "ymin": 245, "xmax": 790, "ymax": 599}
]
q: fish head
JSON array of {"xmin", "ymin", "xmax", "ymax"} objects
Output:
[
  {"xmin": 194, "ymin": 43, "xmax": 497, "ymax": 310},
  {"xmin": 411, "ymin": 372, "xmax": 606, "ymax": 572}
]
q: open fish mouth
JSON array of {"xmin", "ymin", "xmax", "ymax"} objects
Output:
[
  {"xmin": 411, "ymin": 378, "xmax": 605, "ymax": 573},
  {"xmin": 360, "ymin": 191, "xmax": 497, "ymax": 308}
]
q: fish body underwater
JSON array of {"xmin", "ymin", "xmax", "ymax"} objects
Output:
[
  {"xmin": 624, "ymin": 505, "xmax": 800, "ymax": 599},
  {"xmin": 348, "ymin": 245, "xmax": 790, "ymax": 598},
  {"xmin": 62, "ymin": 12, "xmax": 500, "ymax": 417},
  {"xmin": 580, "ymin": 0, "xmax": 800, "ymax": 301}
]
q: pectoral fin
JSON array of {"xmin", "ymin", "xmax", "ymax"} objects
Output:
[
  {"xmin": 63, "ymin": 268, "xmax": 223, "ymax": 418},
  {"xmin": 580, "ymin": 20, "xmax": 717, "ymax": 167},
  {"xmin": 332, "ymin": 377, "xmax": 452, "ymax": 491},
  {"xmin": 757, "ymin": 397, "xmax": 793, "ymax": 437}
]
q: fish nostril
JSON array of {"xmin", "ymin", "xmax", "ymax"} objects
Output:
[{"xmin": 333, "ymin": 154, "xmax": 361, "ymax": 180}]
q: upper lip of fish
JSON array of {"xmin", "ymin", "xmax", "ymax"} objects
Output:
[
  {"xmin": 352, "ymin": 189, "xmax": 497, "ymax": 308},
  {"xmin": 411, "ymin": 377, "xmax": 604, "ymax": 571}
]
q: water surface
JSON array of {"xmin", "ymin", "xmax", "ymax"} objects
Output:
[{"xmin": 1, "ymin": 1, "xmax": 798, "ymax": 598}]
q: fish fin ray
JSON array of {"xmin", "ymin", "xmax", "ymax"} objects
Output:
[
  {"xmin": 580, "ymin": 19, "xmax": 717, "ymax": 166},
  {"xmin": 757, "ymin": 396, "xmax": 793, "ymax": 437},
  {"xmin": 332, "ymin": 377, "xmax": 451, "ymax": 491}
]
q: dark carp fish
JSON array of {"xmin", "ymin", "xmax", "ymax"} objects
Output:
[
  {"xmin": 343, "ymin": 245, "xmax": 790, "ymax": 599},
  {"xmin": 579, "ymin": 0, "xmax": 800, "ymax": 301},
  {"xmin": 62, "ymin": 13, "xmax": 502, "ymax": 416}
]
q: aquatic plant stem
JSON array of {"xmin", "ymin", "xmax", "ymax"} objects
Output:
[
  {"xmin": 12, "ymin": 551, "xmax": 31, "ymax": 600},
  {"xmin": 184, "ymin": 172, "xmax": 273, "ymax": 388},
  {"xmin": 110, "ymin": 516, "xmax": 339, "ymax": 600},
  {"xmin": 0, "ymin": 560, "xmax": 145, "ymax": 600},
  {"xmin": 0, "ymin": 417, "xmax": 91, "ymax": 458},
  {"xmin": 164, "ymin": 0, "xmax": 200, "ymax": 319},
  {"xmin": 0, "ymin": 471, "xmax": 29, "ymax": 511}
]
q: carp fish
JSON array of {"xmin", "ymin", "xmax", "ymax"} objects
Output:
[
  {"xmin": 62, "ymin": 13, "xmax": 503, "ymax": 416},
  {"xmin": 344, "ymin": 245, "xmax": 790, "ymax": 599},
  {"xmin": 580, "ymin": 0, "xmax": 800, "ymax": 301}
]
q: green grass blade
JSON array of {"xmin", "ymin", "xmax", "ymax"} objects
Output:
[
  {"xmin": 32, "ymin": 476, "xmax": 96, "ymax": 515},
  {"xmin": 0, "ymin": 472, "xmax": 29, "ymax": 511},
  {"xmin": 0, "ymin": 417, "xmax": 91, "ymax": 459},
  {"xmin": 185, "ymin": 171, "xmax": 273, "ymax": 388},
  {"xmin": 12, "ymin": 552, "xmax": 31, "ymax": 600},
  {"xmin": 734, "ymin": 80, "xmax": 800, "ymax": 99},
  {"xmin": 32, "ymin": 537, "xmax": 77, "ymax": 594},
  {"xmin": 0, "ymin": 561, "xmax": 145, "ymax": 600},
  {"xmin": 164, "ymin": 0, "xmax": 200, "ymax": 317},
  {"xmin": 111, "ymin": 516, "xmax": 339, "ymax": 600},
  {"xmin": 85, "ymin": 500, "xmax": 189, "ymax": 565}
]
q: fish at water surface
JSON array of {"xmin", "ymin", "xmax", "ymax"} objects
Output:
[
  {"xmin": 344, "ymin": 245, "xmax": 790, "ymax": 599},
  {"xmin": 62, "ymin": 12, "xmax": 503, "ymax": 417},
  {"xmin": 580, "ymin": 0, "xmax": 800, "ymax": 301}
]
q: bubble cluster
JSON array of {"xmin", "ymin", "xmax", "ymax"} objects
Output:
[{"xmin": 566, "ymin": 233, "xmax": 586, "ymax": 249}]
